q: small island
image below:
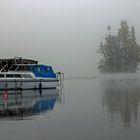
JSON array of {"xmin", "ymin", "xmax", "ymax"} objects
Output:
[{"xmin": 97, "ymin": 20, "xmax": 140, "ymax": 73}]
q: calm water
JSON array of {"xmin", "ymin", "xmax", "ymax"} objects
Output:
[{"xmin": 1, "ymin": 75, "xmax": 140, "ymax": 140}]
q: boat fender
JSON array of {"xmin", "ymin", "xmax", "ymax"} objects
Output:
[{"xmin": 3, "ymin": 90, "xmax": 8, "ymax": 101}]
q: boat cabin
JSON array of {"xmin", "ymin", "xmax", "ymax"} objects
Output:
[
  {"xmin": 0, "ymin": 58, "xmax": 56, "ymax": 79},
  {"xmin": 7, "ymin": 64, "xmax": 56, "ymax": 78}
]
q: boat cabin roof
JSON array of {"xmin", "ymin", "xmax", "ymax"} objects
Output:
[{"xmin": 0, "ymin": 57, "xmax": 38, "ymax": 72}]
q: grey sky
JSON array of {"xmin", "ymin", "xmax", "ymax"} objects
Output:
[{"xmin": 0, "ymin": 0, "xmax": 140, "ymax": 77}]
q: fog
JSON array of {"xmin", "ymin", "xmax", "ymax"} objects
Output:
[{"xmin": 0, "ymin": 0, "xmax": 140, "ymax": 77}]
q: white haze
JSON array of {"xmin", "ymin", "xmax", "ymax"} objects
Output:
[{"xmin": 0, "ymin": 0, "xmax": 140, "ymax": 77}]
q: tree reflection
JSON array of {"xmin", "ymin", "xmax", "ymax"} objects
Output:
[{"xmin": 102, "ymin": 79, "xmax": 140, "ymax": 127}]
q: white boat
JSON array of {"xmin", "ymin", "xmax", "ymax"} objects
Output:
[{"xmin": 0, "ymin": 58, "xmax": 60, "ymax": 90}]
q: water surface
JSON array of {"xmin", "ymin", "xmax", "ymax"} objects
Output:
[{"xmin": 1, "ymin": 75, "xmax": 140, "ymax": 140}]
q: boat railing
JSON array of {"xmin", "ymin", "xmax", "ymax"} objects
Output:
[
  {"xmin": 9, "ymin": 64, "xmax": 32, "ymax": 72},
  {"xmin": 56, "ymin": 72, "xmax": 64, "ymax": 89},
  {"xmin": 0, "ymin": 64, "xmax": 8, "ymax": 72}
]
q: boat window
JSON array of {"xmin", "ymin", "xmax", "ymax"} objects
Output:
[
  {"xmin": 46, "ymin": 67, "xmax": 50, "ymax": 73},
  {"xmin": 14, "ymin": 74, "xmax": 22, "ymax": 78},
  {"xmin": 0, "ymin": 74, "xmax": 4, "ymax": 78},
  {"xmin": 35, "ymin": 67, "xmax": 41, "ymax": 72},
  {"xmin": 6, "ymin": 74, "xmax": 22, "ymax": 78},
  {"xmin": 22, "ymin": 74, "xmax": 33, "ymax": 78},
  {"xmin": 6, "ymin": 74, "xmax": 14, "ymax": 78}
]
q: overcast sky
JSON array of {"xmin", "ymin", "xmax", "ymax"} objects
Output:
[{"xmin": 0, "ymin": 0, "xmax": 140, "ymax": 77}]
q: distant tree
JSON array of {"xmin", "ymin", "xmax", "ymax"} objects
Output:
[
  {"xmin": 98, "ymin": 20, "xmax": 140, "ymax": 73},
  {"xmin": 118, "ymin": 20, "xmax": 130, "ymax": 72}
]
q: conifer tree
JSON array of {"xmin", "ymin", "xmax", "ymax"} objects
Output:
[{"xmin": 98, "ymin": 20, "xmax": 140, "ymax": 73}]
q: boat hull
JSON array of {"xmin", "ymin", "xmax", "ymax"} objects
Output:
[{"xmin": 0, "ymin": 79, "xmax": 59, "ymax": 90}]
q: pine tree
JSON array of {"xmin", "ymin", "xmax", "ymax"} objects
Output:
[
  {"xmin": 128, "ymin": 26, "xmax": 139, "ymax": 72},
  {"xmin": 98, "ymin": 33, "xmax": 121, "ymax": 73},
  {"xmin": 118, "ymin": 20, "xmax": 130, "ymax": 72}
]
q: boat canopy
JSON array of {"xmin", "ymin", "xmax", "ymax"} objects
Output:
[
  {"xmin": 0, "ymin": 57, "xmax": 38, "ymax": 72},
  {"xmin": 29, "ymin": 64, "xmax": 56, "ymax": 78}
]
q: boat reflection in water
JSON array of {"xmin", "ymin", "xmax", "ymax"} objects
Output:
[
  {"xmin": 0, "ymin": 89, "xmax": 60, "ymax": 120},
  {"xmin": 101, "ymin": 79, "xmax": 140, "ymax": 128}
]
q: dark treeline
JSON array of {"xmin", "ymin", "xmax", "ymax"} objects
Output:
[{"xmin": 97, "ymin": 20, "xmax": 140, "ymax": 73}]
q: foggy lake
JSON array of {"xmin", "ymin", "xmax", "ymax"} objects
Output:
[
  {"xmin": 1, "ymin": 75, "xmax": 140, "ymax": 140},
  {"xmin": 1, "ymin": 0, "xmax": 140, "ymax": 139}
]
